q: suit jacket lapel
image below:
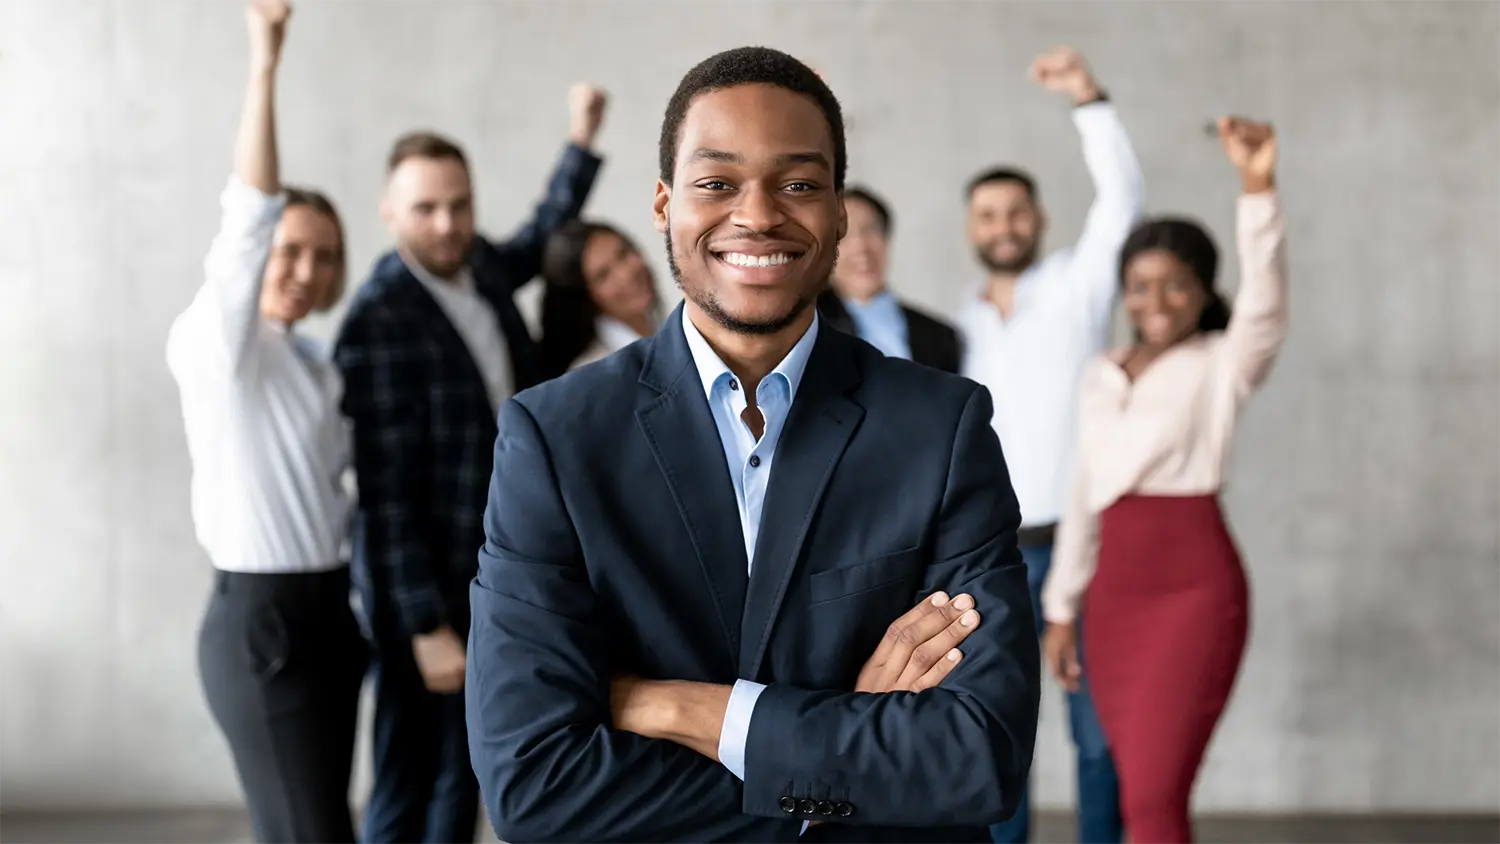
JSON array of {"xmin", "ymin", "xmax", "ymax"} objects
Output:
[
  {"xmin": 635, "ymin": 308, "xmax": 748, "ymax": 665},
  {"xmin": 739, "ymin": 328, "xmax": 865, "ymax": 678}
]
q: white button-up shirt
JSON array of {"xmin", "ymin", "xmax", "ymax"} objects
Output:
[
  {"xmin": 166, "ymin": 177, "xmax": 352, "ymax": 573},
  {"xmin": 407, "ymin": 260, "xmax": 513, "ymax": 415},
  {"xmin": 957, "ymin": 102, "xmax": 1144, "ymax": 528}
]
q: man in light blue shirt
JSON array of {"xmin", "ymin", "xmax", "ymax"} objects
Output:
[{"xmin": 818, "ymin": 186, "xmax": 963, "ymax": 373}]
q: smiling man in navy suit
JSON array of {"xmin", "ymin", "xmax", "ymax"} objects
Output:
[{"xmin": 466, "ymin": 47, "xmax": 1039, "ymax": 843}]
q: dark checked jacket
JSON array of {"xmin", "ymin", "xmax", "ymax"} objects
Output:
[{"xmin": 334, "ymin": 142, "xmax": 601, "ymax": 642}]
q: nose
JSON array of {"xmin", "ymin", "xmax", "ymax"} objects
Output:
[
  {"xmin": 431, "ymin": 210, "xmax": 454, "ymax": 236},
  {"xmin": 292, "ymin": 252, "xmax": 318, "ymax": 284},
  {"xmin": 729, "ymin": 183, "xmax": 787, "ymax": 233}
]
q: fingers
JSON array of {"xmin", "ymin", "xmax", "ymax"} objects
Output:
[
  {"xmin": 899, "ymin": 605, "xmax": 980, "ymax": 688},
  {"xmin": 879, "ymin": 591, "xmax": 972, "ymax": 661},
  {"xmin": 908, "ymin": 646, "xmax": 964, "ymax": 693}
]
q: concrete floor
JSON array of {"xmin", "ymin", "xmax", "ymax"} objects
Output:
[{"xmin": 0, "ymin": 809, "xmax": 1496, "ymax": 843}]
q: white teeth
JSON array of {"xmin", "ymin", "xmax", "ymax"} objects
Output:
[{"xmin": 720, "ymin": 252, "xmax": 794, "ymax": 267}]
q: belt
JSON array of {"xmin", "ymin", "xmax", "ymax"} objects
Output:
[{"xmin": 1017, "ymin": 523, "xmax": 1056, "ymax": 548}]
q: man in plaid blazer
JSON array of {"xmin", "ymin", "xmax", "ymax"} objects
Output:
[{"xmin": 333, "ymin": 85, "xmax": 608, "ymax": 844}]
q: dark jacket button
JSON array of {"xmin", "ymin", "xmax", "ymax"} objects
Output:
[
  {"xmin": 837, "ymin": 802, "xmax": 854, "ymax": 817},
  {"xmin": 817, "ymin": 801, "xmax": 835, "ymax": 816},
  {"xmin": 798, "ymin": 799, "xmax": 817, "ymax": 815},
  {"xmin": 779, "ymin": 796, "xmax": 797, "ymax": 814}
]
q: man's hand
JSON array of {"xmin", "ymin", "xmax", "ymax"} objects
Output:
[
  {"xmin": 1041, "ymin": 621, "xmax": 1082, "ymax": 693},
  {"xmin": 246, "ymin": 0, "xmax": 290, "ymax": 74},
  {"xmin": 855, "ymin": 591, "xmax": 981, "ymax": 694},
  {"xmin": 412, "ymin": 625, "xmax": 467, "ymax": 694},
  {"xmin": 568, "ymin": 83, "xmax": 608, "ymax": 150},
  {"xmin": 1217, "ymin": 116, "xmax": 1277, "ymax": 194},
  {"xmin": 1028, "ymin": 45, "xmax": 1101, "ymax": 107}
]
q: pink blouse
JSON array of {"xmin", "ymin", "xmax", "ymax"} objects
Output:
[{"xmin": 1042, "ymin": 192, "xmax": 1289, "ymax": 624}]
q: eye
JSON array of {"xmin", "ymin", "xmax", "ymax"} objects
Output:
[
  {"xmin": 785, "ymin": 181, "xmax": 818, "ymax": 192},
  {"xmin": 696, "ymin": 180, "xmax": 732, "ymax": 191}
]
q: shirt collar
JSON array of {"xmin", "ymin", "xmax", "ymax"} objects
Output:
[
  {"xmin": 843, "ymin": 289, "xmax": 900, "ymax": 316},
  {"xmin": 681, "ymin": 307, "xmax": 820, "ymax": 401}
]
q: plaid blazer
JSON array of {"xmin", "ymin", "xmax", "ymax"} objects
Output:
[{"xmin": 334, "ymin": 143, "xmax": 601, "ymax": 638}]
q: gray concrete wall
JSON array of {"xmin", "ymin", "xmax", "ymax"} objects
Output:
[{"xmin": 1, "ymin": 0, "xmax": 1496, "ymax": 813}]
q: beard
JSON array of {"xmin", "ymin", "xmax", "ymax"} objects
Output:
[
  {"xmin": 975, "ymin": 238, "xmax": 1038, "ymax": 275},
  {"xmin": 664, "ymin": 228, "xmax": 824, "ymax": 337},
  {"xmin": 403, "ymin": 236, "xmax": 472, "ymax": 281}
]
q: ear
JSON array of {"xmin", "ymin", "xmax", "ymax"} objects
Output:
[
  {"xmin": 835, "ymin": 190, "xmax": 848, "ymax": 242},
  {"xmin": 653, "ymin": 180, "xmax": 671, "ymax": 234}
]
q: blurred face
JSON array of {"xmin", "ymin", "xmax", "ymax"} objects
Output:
[
  {"xmin": 1122, "ymin": 248, "xmax": 1208, "ymax": 348},
  {"xmin": 258, "ymin": 205, "xmax": 342, "ymax": 324},
  {"xmin": 581, "ymin": 229, "xmax": 657, "ymax": 323},
  {"xmin": 654, "ymin": 83, "xmax": 845, "ymax": 336},
  {"xmin": 831, "ymin": 196, "xmax": 888, "ymax": 302},
  {"xmin": 966, "ymin": 180, "xmax": 1043, "ymax": 274},
  {"xmin": 382, "ymin": 155, "xmax": 475, "ymax": 279}
]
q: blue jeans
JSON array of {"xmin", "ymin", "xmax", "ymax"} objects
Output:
[{"xmin": 991, "ymin": 544, "xmax": 1122, "ymax": 844}]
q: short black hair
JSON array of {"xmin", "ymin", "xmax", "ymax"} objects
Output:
[
  {"xmin": 966, "ymin": 167, "xmax": 1038, "ymax": 203},
  {"xmin": 659, "ymin": 46, "xmax": 846, "ymax": 190},
  {"xmin": 843, "ymin": 185, "xmax": 892, "ymax": 237}
]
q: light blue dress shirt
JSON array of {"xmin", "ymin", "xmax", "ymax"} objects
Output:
[
  {"xmin": 843, "ymin": 291, "xmax": 911, "ymax": 361},
  {"xmin": 680, "ymin": 309, "xmax": 819, "ymax": 785}
]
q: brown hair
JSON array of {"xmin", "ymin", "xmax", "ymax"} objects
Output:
[
  {"xmin": 387, "ymin": 131, "xmax": 469, "ymax": 174},
  {"xmin": 283, "ymin": 186, "xmax": 347, "ymax": 310}
]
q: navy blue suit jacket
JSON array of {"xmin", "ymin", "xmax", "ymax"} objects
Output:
[
  {"xmin": 334, "ymin": 143, "xmax": 601, "ymax": 639},
  {"xmin": 467, "ymin": 306, "xmax": 1039, "ymax": 842}
]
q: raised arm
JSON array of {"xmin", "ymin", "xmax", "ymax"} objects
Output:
[
  {"xmin": 466, "ymin": 398, "xmax": 776, "ymax": 843},
  {"xmin": 1215, "ymin": 118, "xmax": 1288, "ymax": 394},
  {"xmin": 486, "ymin": 84, "xmax": 607, "ymax": 291},
  {"xmin": 167, "ymin": 0, "xmax": 289, "ymax": 376},
  {"xmin": 1032, "ymin": 47, "xmax": 1144, "ymax": 314}
]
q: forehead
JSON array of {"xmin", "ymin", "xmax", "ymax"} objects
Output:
[
  {"xmin": 1125, "ymin": 248, "xmax": 1194, "ymax": 279},
  {"xmin": 276, "ymin": 205, "xmax": 341, "ymax": 248},
  {"xmin": 844, "ymin": 196, "xmax": 882, "ymax": 225},
  {"xmin": 676, "ymin": 84, "xmax": 834, "ymax": 175},
  {"xmin": 582, "ymin": 230, "xmax": 625, "ymax": 264},
  {"xmin": 968, "ymin": 180, "xmax": 1034, "ymax": 211},
  {"xmin": 387, "ymin": 156, "xmax": 471, "ymax": 201}
]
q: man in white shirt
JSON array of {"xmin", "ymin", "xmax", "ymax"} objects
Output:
[
  {"xmin": 333, "ymin": 87, "xmax": 607, "ymax": 844},
  {"xmin": 954, "ymin": 46, "xmax": 1144, "ymax": 844}
]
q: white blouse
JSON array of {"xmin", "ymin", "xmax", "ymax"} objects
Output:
[{"xmin": 166, "ymin": 176, "xmax": 352, "ymax": 573}]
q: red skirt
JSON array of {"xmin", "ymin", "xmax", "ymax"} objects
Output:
[{"xmin": 1082, "ymin": 494, "xmax": 1249, "ymax": 844}]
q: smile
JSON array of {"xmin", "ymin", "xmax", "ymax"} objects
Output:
[{"xmin": 716, "ymin": 251, "xmax": 799, "ymax": 268}]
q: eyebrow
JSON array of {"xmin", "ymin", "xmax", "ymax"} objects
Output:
[{"xmin": 687, "ymin": 148, "xmax": 831, "ymax": 170}]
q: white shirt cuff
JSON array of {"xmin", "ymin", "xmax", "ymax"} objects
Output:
[{"xmin": 716, "ymin": 679, "xmax": 765, "ymax": 781}]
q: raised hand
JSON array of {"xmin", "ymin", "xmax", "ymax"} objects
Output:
[
  {"xmin": 246, "ymin": 0, "xmax": 291, "ymax": 72},
  {"xmin": 1217, "ymin": 116, "xmax": 1277, "ymax": 193},
  {"xmin": 1028, "ymin": 45, "xmax": 1101, "ymax": 106},
  {"xmin": 568, "ymin": 83, "xmax": 609, "ymax": 150}
]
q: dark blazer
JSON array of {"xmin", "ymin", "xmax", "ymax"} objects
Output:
[
  {"xmin": 817, "ymin": 290, "xmax": 962, "ymax": 374},
  {"xmin": 467, "ymin": 306, "xmax": 1040, "ymax": 843},
  {"xmin": 334, "ymin": 143, "xmax": 601, "ymax": 639}
]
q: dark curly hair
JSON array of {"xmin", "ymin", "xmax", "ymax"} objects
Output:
[
  {"xmin": 1119, "ymin": 217, "xmax": 1232, "ymax": 333},
  {"xmin": 659, "ymin": 46, "xmax": 846, "ymax": 190}
]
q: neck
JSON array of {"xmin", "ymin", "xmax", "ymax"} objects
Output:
[
  {"xmin": 621, "ymin": 311, "xmax": 656, "ymax": 339},
  {"xmin": 841, "ymin": 282, "xmax": 888, "ymax": 305},
  {"xmin": 686, "ymin": 302, "xmax": 812, "ymax": 394},
  {"xmin": 986, "ymin": 270, "xmax": 1022, "ymax": 295}
]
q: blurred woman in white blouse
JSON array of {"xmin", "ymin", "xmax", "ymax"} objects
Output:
[
  {"xmin": 164, "ymin": 2, "xmax": 364, "ymax": 841},
  {"xmin": 538, "ymin": 220, "xmax": 663, "ymax": 377},
  {"xmin": 1040, "ymin": 117, "xmax": 1288, "ymax": 844}
]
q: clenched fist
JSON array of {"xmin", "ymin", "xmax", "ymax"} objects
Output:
[
  {"xmin": 246, "ymin": 0, "xmax": 290, "ymax": 72},
  {"xmin": 1028, "ymin": 45, "xmax": 1101, "ymax": 107},
  {"xmin": 1216, "ymin": 116, "xmax": 1277, "ymax": 193},
  {"xmin": 568, "ymin": 83, "xmax": 608, "ymax": 150}
]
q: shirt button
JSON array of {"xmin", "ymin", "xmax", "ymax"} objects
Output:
[
  {"xmin": 729, "ymin": 379, "xmax": 739, "ymax": 391},
  {"xmin": 749, "ymin": 455, "xmax": 761, "ymax": 468}
]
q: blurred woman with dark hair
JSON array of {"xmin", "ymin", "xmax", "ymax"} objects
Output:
[
  {"xmin": 1040, "ymin": 117, "xmax": 1288, "ymax": 844},
  {"xmin": 539, "ymin": 219, "xmax": 663, "ymax": 377}
]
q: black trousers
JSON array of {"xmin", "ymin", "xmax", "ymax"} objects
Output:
[{"xmin": 198, "ymin": 567, "xmax": 368, "ymax": 844}]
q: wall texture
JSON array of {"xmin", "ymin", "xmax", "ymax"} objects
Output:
[{"xmin": 1, "ymin": 0, "xmax": 1496, "ymax": 813}]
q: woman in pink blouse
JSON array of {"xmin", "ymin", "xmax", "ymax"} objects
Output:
[{"xmin": 1040, "ymin": 117, "xmax": 1287, "ymax": 844}]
